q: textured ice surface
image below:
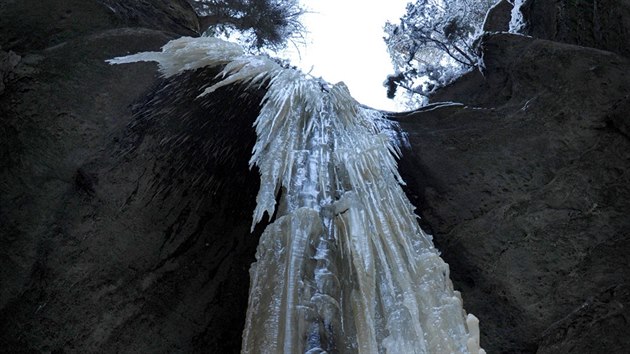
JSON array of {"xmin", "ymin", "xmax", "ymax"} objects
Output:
[{"xmin": 109, "ymin": 37, "xmax": 484, "ymax": 354}]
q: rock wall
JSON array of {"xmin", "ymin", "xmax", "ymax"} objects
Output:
[
  {"xmin": 521, "ymin": 0, "xmax": 630, "ymax": 58},
  {"xmin": 0, "ymin": 1, "xmax": 261, "ymax": 352},
  {"xmin": 409, "ymin": 4, "xmax": 630, "ymax": 350},
  {"xmin": 393, "ymin": 32, "xmax": 630, "ymax": 353},
  {"xmin": 482, "ymin": 0, "xmax": 513, "ymax": 32}
]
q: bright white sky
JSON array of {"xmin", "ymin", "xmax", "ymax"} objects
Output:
[{"xmin": 280, "ymin": 0, "xmax": 411, "ymax": 111}]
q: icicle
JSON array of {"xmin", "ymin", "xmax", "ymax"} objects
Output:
[
  {"xmin": 108, "ymin": 36, "xmax": 484, "ymax": 354},
  {"xmin": 106, "ymin": 36, "xmax": 245, "ymax": 77}
]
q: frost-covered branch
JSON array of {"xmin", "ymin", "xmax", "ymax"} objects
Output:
[{"xmin": 384, "ymin": 0, "xmax": 495, "ymax": 108}]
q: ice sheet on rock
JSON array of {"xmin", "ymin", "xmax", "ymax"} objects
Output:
[
  {"xmin": 509, "ymin": 0, "xmax": 526, "ymax": 34},
  {"xmin": 108, "ymin": 36, "xmax": 484, "ymax": 354}
]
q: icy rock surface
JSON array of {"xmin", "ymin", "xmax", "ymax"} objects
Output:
[
  {"xmin": 509, "ymin": 0, "xmax": 526, "ymax": 33},
  {"xmin": 109, "ymin": 37, "xmax": 484, "ymax": 354}
]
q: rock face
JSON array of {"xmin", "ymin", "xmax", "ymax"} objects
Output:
[
  {"xmin": 2, "ymin": 1, "xmax": 630, "ymax": 354},
  {"xmin": 0, "ymin": 1, "xmax": 260, "ymax": 353},
  {"xmin": 0, "ymin": 48, "xmax": 20, "ymax": 96},
  {"xmin": 521, "ymin": 0, "xmax": 630, "ymax": 57},
  {"xmin": 393, "ymin": 33, "xmax": 630, "ymax": 352},
  {"xmin": 0, "ymin": 0, "xmax": 199, "ymax": 52},
  {"xmin": 482, "ymin": 0, "xmax": 513, "ymax": 32},
  {"xmin": 414, "ymin": 4, "xmax": 630, "ymax": 350}
]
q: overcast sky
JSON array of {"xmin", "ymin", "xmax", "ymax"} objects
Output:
[{"xmin": 280, "ymin": 0, "xmax": 411, "ymax": 111}]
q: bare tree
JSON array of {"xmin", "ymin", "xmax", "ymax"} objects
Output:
[{"xmin": 384, "ymin": 0, "xmax": 495, "ymax": 106}]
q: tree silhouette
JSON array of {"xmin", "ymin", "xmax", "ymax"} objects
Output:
[{"xmin": 189, "ymin": 0, "xmax": 305, "ymax": 50}]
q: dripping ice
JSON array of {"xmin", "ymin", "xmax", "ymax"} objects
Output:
[{"xmin": 108, "ymin": 36, "xmax": 485, "ymax": 354}]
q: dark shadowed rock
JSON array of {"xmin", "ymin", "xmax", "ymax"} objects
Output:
[
  {"xmin": 521, "ymin": 0, "xmax": 630, "ymax": 58},
  {"xmin": 0, "ymin": 0, "xmax": 199, "ymax": 53},
  {"xmin": 99, "ymin": 0, "xmax": 200, "ymax": 35},
  {"xmin": 0, "ymin": 61, "xmax": 264, "ymax": 352},
  {"xmin": 0, "ymin": 48, "xmax": 20, "ymax": 96},
  {"xmin": 482, "ymin": 0, "xmax": 513, "ymax": 32},
  {"xmin": 0, "ymin": 25, "xmax": 176, "ymax": 304},
  {"xmin": 537, "ymin": 284, "xmax": 630, "ymax": 353},
  {"xmin": 607, "ymin": 94, "xmax": 630, "ymax": 138},
  {"xmin": 392, "ymin": 33, "xmax": 630, "ymax": 352},
  {"xmin": 0, "ymin": 1, "xmax": 259, "ymax": 352}
]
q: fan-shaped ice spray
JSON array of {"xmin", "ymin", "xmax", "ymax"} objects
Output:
[{"xmin": 109, "ymin": 36, "xmax": 484, "ymax": 354}]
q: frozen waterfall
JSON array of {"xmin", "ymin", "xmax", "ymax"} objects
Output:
[{"xmin": 109, "ymin": 36, "xmax": 484, "ymax": 354}]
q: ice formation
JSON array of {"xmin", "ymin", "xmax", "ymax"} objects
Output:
[
  {"xmin": 109, "ymin": 36, "xmax": 485, "ymax": 354},
  {"xmin": 509, "ymin": 0, "xmax": 526, "ymax": 33}
]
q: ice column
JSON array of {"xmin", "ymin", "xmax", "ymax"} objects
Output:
[{"xmin": 108, "ymin": 36, "xmax": 485, "ymax": 354}]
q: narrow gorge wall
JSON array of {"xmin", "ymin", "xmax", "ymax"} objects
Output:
[
  {"xmin": 1, "ymin": 1, "xmax": 262, "ymax": 352},
  {"xmin": 393, "ymin": 22, "xmax": 630, "ymax": 354},
  {"xmin": 521, "ymin": 0, "xmax": 630, "ymax": 58}
]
